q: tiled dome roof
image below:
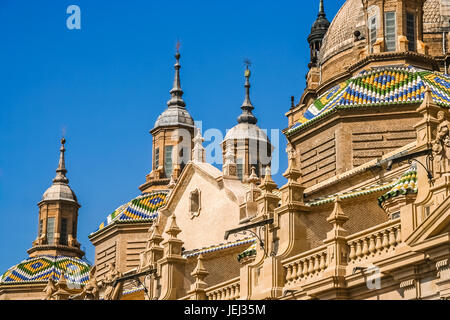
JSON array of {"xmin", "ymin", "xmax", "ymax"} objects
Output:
[
  {"xmin": 93, "ymin": 190, "xmax": 169, "ymax": 233},
  {"xmin": 287, "ymin": 66, "xmax": 450, "ymax": 135},
  {"xmin": 0, "ymin": 255, "xmax": 90, "ymax": 285}
]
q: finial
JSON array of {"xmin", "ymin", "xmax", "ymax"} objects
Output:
[
  {"xmin": 237, "ymin": 59, "xmax": 258, "ymax": 125},
  {"xmin": 260, "ymin": 166, "xmax": 278, "ymax": 193},
  {"xmin": 248, "ymin": 166, "xmax": 260, "ymax": 185},
  {"xmin": 327, "ymin": 195, "xmax": 349, "ymax": 225},
  {"xmin": 167, "ymin": 45, "xmax": 186, "ymax": 108},
  {"xmin": 53, "ymin": 137, "xmax": 69, "ymax": 184},
  {"xmin": 192, "ymin": 130, "xmax": 206, "ymax": 163},
  {"xmin": 319, "ymin": 0, "xmax": 325, "ymax": 17},
  {"xmin": 290, "ymin": 96, "xmax": 295, "ymax": 109},
  {"xmin": 166, "ymin": 214, "xmax": 181, "ymax": 238}
]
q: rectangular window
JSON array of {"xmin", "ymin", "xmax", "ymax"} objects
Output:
[
  {"xmin": 164, "ymin": 146, "xmax": 173, "ymax": 178},
  {"xmin": 369, "ymin": 16, "xmax": 377, "ymax": 53},
  {"xmin": 72, "ymin": 218, "xmax": 77, "ymax": 239},
  {"xmin": 406, "ymin": 13, "xmax": 416, "ymax": 51},
  {"xmin": 384, "ymin": 12, "xmax": 396, "ymax": 52},
  {"xmin": 46, "ymin": 217, "xmax": 55, "ymax": 245},
  {"xmin": 60, "ymin": 218, "xmax": 68, "ymax": 245},
  {"xmin": 39, "ymin": 219, "xmax": 43, "ymax": 237},
  {"xmin": 237, "ymin": 162, "xmax": 243, "ymax": 181},
  {"xmin": 154, "ymin": 147, "xmax": 159, "ymax": 169}
]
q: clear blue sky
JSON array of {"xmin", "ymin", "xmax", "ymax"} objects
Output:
[{"xmin": 0, "ymin": 1, "xmax": 344, "ymax": 272}]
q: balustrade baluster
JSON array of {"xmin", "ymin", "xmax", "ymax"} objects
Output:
[
  {"xmin": 349, "ymin": 242, "xmax": 356, "ymax": 261},
  {"xmin": 375, "ymin": 233, "xmax": 382, "ymax": 252},
  {"xmin": 382, "ymin": 230, "xmax": 389, "ymax": 250},
  {"xmin": 395, "ymin": 226, "xmax": 401, "ymax": 244},
  {"xmin": 362, "ymin": 237, "xmax": 369, "ymax": 257},
  {"xmin": 389, "ymin": 228, "xmax": 396, "ymax": 247},
  {"xmin": 355, "ymin": 240, "xmax": 362, "ymax": 258},
  {"xmin": 319, "ymin": 253, "xmax": 325, "ymax": 270}
]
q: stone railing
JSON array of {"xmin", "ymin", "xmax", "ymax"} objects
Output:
[
  {"xmin": 282, "ymin": 245, "xmax": 328, "ymax": 286},
  {"xmin": 206, "ymin": 277, "xmax": 240, "ymax": 300},
  {"xmin": 347, "ymin": 219, "xmax": 401, "ymax": 264}
]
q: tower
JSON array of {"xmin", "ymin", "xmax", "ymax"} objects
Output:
[
  {"xmin": 307, "ymin": 0, "xmax": 330, "ymax": 68},
  {"xmin": 140, "ymin": 49, "xmax": 195, "ymax": 193},
  {"xmin": 29, "ymin": 138, "xmax": 84, "ymax": 258},
  {"xmin": 222, "ymin": 65, "xmax": 272, "ymax": 182}
]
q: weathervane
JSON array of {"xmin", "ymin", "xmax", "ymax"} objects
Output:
[{"xmin": 244, "ymin": 58, "xmax": 252, "ymax": 70}]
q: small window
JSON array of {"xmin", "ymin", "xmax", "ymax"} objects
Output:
[
  {"xmin": 60, "ymin": 218, "xmax": 68, "ymax": 245},
  {"xmin": 406, "ymin": 13, "xmax": 416, "ymax": 51},
  {"xmin": 164, "ymin": 146, "xmax": 173, "ymax": 178},
  {"xmin": 391, "ymin": 212, "xmax": 400, "ymax": 220},
  {"xmin": 154, "ymin": 147, "xmax": 160, "ymax": 170},
  {"xmin": 384, "ymin": 12, "xmax": 396, "ymax": 52},
  {"xmin": 369, "ymin": 16, "xmax": 377, "ymax": 52},
  {"xmin": 46, "ymin": 217, "xmax": 55, "ymax": 245}
]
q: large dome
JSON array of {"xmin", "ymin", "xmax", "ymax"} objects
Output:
[{"xmin": 319, "ymin": 0, "xmax": 450, "ymax": 65}]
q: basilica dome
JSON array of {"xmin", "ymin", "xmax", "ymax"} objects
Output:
[{"xmin": 319, "ymin": 0, "xmax": 450, "ymax": 65}]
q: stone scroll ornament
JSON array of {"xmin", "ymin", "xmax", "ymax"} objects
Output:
[
  {"xmin": 70, "ymin": 266, "xmax": 99, "ymax": 300},
  {"xmin": 432, "ymin": 111, "xmax": 450, "ymax": 177}
]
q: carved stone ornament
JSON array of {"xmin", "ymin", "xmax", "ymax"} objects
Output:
[{"xmin": 432, "ymin": 111, "xmax": 450, "ymax": 177}]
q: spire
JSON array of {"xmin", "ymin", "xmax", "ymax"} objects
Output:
[
  {"xmin": 318, "ymin": 0, "xmax": 325, "ymax": 18},
  {"xmin": 167, "ymin": 45, "xmax": 186, "ymax": 109},
  {"xmin": 237, "ymin": 62, "xmax": 258, "ymax": 125},
  {"xmin": 53, "ymin": 138, "xmax": 69, "ymax": 184}
]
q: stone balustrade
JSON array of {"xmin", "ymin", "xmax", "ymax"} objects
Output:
[
  {"xmin": 283, "ymin": 245, "xmax": 328, "ymax": 285},
  {"xmin": 347, "ymin": 219, "xmax": 401, "ymax": 264},
  {"xmin": 206, "ymin": 277, "xmax": 240, "ymax": 300}
]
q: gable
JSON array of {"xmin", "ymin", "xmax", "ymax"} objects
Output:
[{"xmin": 160, "ymin": 162, "xmax": 245, "ymax": 251}]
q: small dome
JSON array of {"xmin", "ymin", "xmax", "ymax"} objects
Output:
[
  {"xmin": 0, "ymin": 255, "xmax": 90, "ymax": 285},
  {"xmin": 224, "ymin": 122, "xmax": 270, "ymax": 144},
  {"xmin": 42, "ymin": 183, "xmax": 78, "ymax": 203},
  {"xmin": 153, "ymin": 106, "xmax": 194, "ymax": 129}
]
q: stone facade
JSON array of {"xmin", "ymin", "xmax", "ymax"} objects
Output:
[{"xmin": 1, "ymin": 0, "xmax": 449, "ymax": 301}]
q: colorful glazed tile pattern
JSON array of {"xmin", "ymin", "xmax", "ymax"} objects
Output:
[
  {"xmin": 0, "ymin": 255, "xmax": 90, "ymax": 285},
  {"xmin": 378, "ymin": 164, "xmax": 418, "ymax": 205},
  {"xmin": 237, "ymin": 241, "xmax": 257, "ymax": 262},
  {"xmin": 288, "ymin": 66, "xmax": 450, "ymax": 135},
  {"xmin": 183, "ymin": 237, "xmax": 256, "ymax": 258},
  {"xmin": 96, "ymin": 190, "xmax": 169, "ymax": 232},
  {"xmin": 307, "ymin": 178, "xmax": 399, "ymax": 207}
]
